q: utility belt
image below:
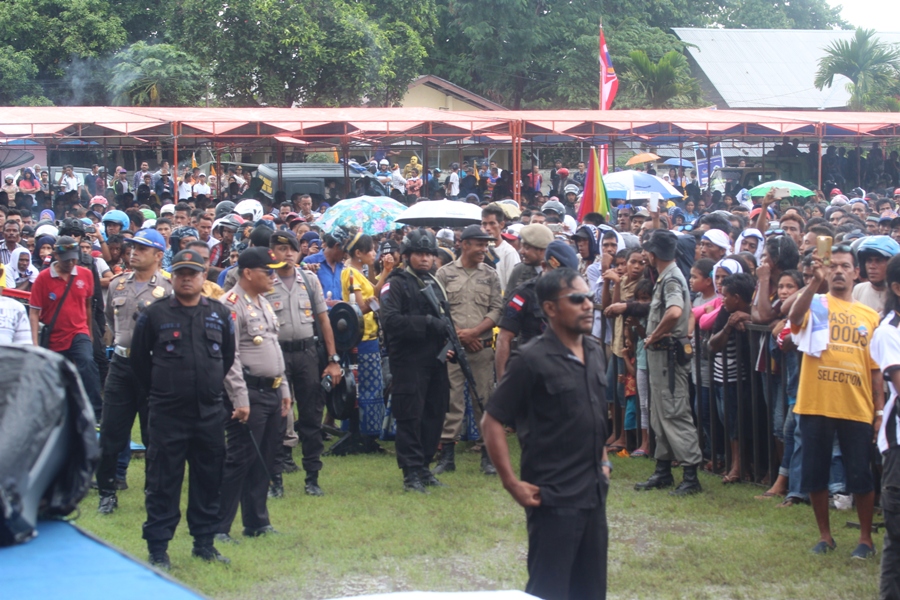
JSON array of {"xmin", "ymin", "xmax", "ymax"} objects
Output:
[
  {"xmin": 243, "ymin": 373, "xmax": 283, "ymax": 390},
  {"xmin": 647, "ymin": 336, "xmax": 693, "ymax": 367},
  {"xmin": 279, "ymin": 337, "xmax": 317, "ymax": 353}
]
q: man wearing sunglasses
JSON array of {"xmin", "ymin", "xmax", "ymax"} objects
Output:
[
  {"xmin": 483, "ymin": 267, "xmax": 610, "ymax": 600},
  {"xmin": 215, "ymin": 247, "xmax": 291, "ymax": 541},
  {"xmin": 635, "ymin": 229, "xmax": 703, "ymax": 496}
]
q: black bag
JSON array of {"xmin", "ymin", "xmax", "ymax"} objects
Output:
[
  {"xmin": 38, "ymin": 273, "xmax": 75, "ymax": 349},
  {"xmin": 297, "ymin": 268, "xmax": 327, "ymax": 372}
]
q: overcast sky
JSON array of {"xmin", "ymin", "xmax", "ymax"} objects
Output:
[{"xmin": 831, "ymin": 0, "xmax": 900, "ymax": 30}]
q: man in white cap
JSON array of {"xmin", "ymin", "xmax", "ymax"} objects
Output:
[
  {"xmin": 376, "ymin": 160, "xmax": 392, "ymax": 186},
  {"xmin": 698, "ymin": 229, "xmax": 730, "ymax": 262}
]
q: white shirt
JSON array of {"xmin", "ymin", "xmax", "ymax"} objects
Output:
[
  {"xmin": 870, "ymin": 313, "xmax": 900, "ymax": 453},
  {"xmin": 492, "ymin": 239, "xmax": 521, "ymax": 292},
  {"xmin": 0, "ymin": 297, "xmax": 32, "ymax": 345},
  {"xmin": 60, "ymin": 174, "xmax": 79, "ymax": 192},
  {"xmin": 178, "ymin": 182, "xmax": 193, "ymax": 198},
  {"xmin": 391, "ymin": 170, "xmax": 407, "ymax": 192},
  {"xmin": 193, "ymin": 183, "xmax": 211, "ymax": 196},
  {"xmin": 449, "ymin": 172, "xmax": 460, "ymax": 196}
]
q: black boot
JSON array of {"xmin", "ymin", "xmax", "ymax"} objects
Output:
[
  {"xmin": 670, "ymin": 464, "xmax": 703, "ymax": 496},
  {"xmin": 282, "ymin": 446, "xmax": 300, "ymax": 474},
  {"xmin": 403, "ymin": 467, "xmax": 428, "ymax": 493},
  {"xmin": 192, "ymin": 536, "xmax": 231, "ymax": 564},
  {"xmin": 481, "ymin": 447, "xmax": 497, "ymax": 475},
  {"xmin": 419, "ymin": 466, "xmax": 447, "ymax": 487},
  {"xmin": 432, "ymin": 444, "xmax": 456, "ymax": 475},
  {"xmin": 148, "ymin": 541, "xmax": 170, "ymax": 571},
  {"xmin": 268, "ymin": 473, "xmax": 284, "ymax": 498},
  {"xmin": 98, "ymin": 493, "xmax": 118, "ymax": 515},
  {"xmin": 304, "ymin": 471, "xmax": 324, "ymax": 496},
  {"xmin": 634, "ymin": 460, "xmax": 674, "ymax": 491}
]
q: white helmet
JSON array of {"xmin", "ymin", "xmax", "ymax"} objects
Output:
[{"xmin": 233, "ymin": 199, "xmax": 263, "ymax": 223}]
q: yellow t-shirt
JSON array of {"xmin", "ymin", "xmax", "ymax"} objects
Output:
[
  {"xmin": 793, "ymin": 294, "xmax": 880, "ymax": 424},
  {"xmin": 341, "ymin": 265, "xmax": 378, "ymax": 341}
]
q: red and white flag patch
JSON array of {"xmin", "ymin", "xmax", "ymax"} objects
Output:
[{"xmin": 509, "ymin": 295, "xmax": 525, "ymax": 311}]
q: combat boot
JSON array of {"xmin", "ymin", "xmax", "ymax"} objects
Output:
[
  {"xmin": 282, "ymin": 446, "xmax": 300, "ymax": 474},
  {"xmin": 670, "ymin": 464, "xmax": 703, "ymax": 496},
  {"xmin": 192, "ymin": 544, "xmax": 231, "ymax": 564},
  {"xmin": 268, "ymin": 473, "xmax": 284, "ymax": 498},
  {"xmin": 98, "ymin": 493, "xmax": 118, "ymax": 515},
  {"xmin": 403, "ymin": 467, "xmax": 428, "ymax": 493},
  {"xmin": 481, "ymin": 447, "xmax": 497, "ymax": 475},
  {"xmin": 304, "ymin": 471, "xmax": 324, "ymax": 496},
  {"xmin": 419, "ymin": 467, "xmax": 447, "ymax": 487},
  {"xmin": 431, "ymin": 443, "xmax": 456, "ymax": 475},
  {"xmin": 634, "ymin": 460, "xmax": 675, "ymax": 491},
  {"xmin": 148, "ymin": 551, "xmax": 171, "ymax": 571}
]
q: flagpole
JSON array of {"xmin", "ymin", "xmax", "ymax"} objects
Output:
[{"xmin": 599, "ymin": 20, "xmax": 604, "ymax": 111}]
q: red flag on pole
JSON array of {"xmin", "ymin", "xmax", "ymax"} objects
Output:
[{"xmin": 599, "ymin": 25, "xmax": 618, "ymax": 110}]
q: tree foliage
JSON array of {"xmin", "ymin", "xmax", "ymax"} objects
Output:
[
  {"xmin": 618, "ymin": 50, "xmax": 702, "ymax": 109},
  {"xmin": 814, "ymin": 28, "xmax": 900, "ymax": 111},
  {"xmin": 108, "ymin": 42, "xmax": 208, "ymax": 106},
  {"xmin": 0, "ymin": 46, "xmax": 52, "ymax": 106}
]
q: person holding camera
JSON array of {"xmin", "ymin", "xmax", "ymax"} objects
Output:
[{"xmin": 266, "ymin": 230, "xmax": 342, "ymax": 498}]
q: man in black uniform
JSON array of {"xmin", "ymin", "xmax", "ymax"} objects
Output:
[
  {"xmin": 483, "ymin": 268, "xmax": 610, "ymax": 600},
  {"xmin": 380, "ymin": 228, "xmax": 451, "ymax": 493},
  {"xmin": 131, "ymin": 249, "xmax": 236, "ymax": 570},
  {"xmin": 495, "ymin": 240, "xmax": 579, "ymax": 380}
]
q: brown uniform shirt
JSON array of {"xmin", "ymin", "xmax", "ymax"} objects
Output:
[
  {"xmin": 223, "ymin": 282, "xmax": 289, "ymax": 408},
  {"xmin": 265, "ymin": 267, "xmax": 328, "ymax": 342},
  {"xmin": 436, "ymin": 258, "xmax": 503, "ymax": 333},
  {"xmin": 105, "ymin": 271, "xmax": 173, "ymax": 348}
]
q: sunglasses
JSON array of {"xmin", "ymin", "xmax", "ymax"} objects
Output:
[
  {"xmin": 831, "ymin": 244, "xmax": 853, "ymax": 253},
  {"xmin": 678, "ymin": 224, "xmax": 695, "ymax": 232},
  {"xmin": 555, "ymin": 292, "xmax": 592, "ymax": 305},
  {"xmin": 253, "ymin": 267, "xmax": 275, "ymax": 276},
  {"xmin": 765, "ymin": 229, "xmax": 784, "ymax": 237},
  {"xmin": 56, "ymin": 243, "xmax": 78, "ymax": 252}
]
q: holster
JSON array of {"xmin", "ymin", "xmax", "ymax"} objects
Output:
[{"xmin": 666, "ymin": 346, "xmax": 676, "ymax": 395}]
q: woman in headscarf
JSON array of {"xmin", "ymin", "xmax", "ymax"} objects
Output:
[
  {"xmin": 573, "ymin": 224, "xmax": 600, "ymax": 284},
  {"xmin": 735, "ymin": 228, "xmax": 765, "ymax": 263},
  {"xmin": 32, "ymin": 234, "xmax": 56, "ymax": 271},
  {"xmin": 7, "ymin": 246, "xmax": 39, "ymax": 290}
]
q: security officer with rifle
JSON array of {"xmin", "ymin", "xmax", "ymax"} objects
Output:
[
  {"xmin": 434, "ymin": 224, "xmax": 503, "ymax": 475},
  {"xmin": 635, "ymin": 229, "xmax": 703, "ymax": 496},
  {"xmin": 380, "ymin": 228, "xmax": 457, "ymax": 493},
  {"xmin": 97, "ymin": 229, "xmax": 172, "ymax": 515},
  {"xmin": 131, "ymin": 249, "xmax": 236, "ymax": 570}
]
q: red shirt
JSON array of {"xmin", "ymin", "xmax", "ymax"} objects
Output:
[{"xmin": 29, "ymin": 263, "xmax": 94, "ymax": 351}]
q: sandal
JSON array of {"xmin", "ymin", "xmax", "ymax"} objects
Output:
[
  {"xmin": 777, "ymin": 496, "xmax": 805, "ymax": 507},
  {"xmin": 754, "ymin": 491, "xmax": 783, "ymax": 500},
  {"xmin": 615, "ymin": 448, "xmax": 630, "ymax": 458},
  {"xmin": 606, "ymin": 445, "xmax": 625, "ymax": 452},
  {"xmin": 722, "ymin": 474, "xmax": 740, "ymax": 484},
  {"xmin": 631, "ymin": 449, "xmax": 648, "ymax": 458}
]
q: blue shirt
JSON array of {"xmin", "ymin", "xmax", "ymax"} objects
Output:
[{"xmin": 303, "ymin": 252, "xmax": 343, "ymax": 301}]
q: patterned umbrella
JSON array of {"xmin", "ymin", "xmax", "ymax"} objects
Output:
[{"xmin": 316, "ymin": 196, "xmax": 407, "ymax": 235}]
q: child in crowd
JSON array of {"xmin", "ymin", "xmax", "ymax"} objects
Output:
[
  {"xmin": 629, "ymin": 278, "xmax": 654, "ymax": 458},
  {"xmin": 689, "ymin": 258, "xmax": 722, "ymax": 469}
]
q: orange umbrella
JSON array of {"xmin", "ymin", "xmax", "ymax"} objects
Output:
[{"xmin": 625, "ymin": 152, "xmax": 660, "ymax": 166}]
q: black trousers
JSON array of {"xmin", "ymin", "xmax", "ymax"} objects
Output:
[
  {"xmin": 216, "ymin": 387, "xmax": 283, "ymax": 533},
  {"xmin": 525, "ymin": 503, "xmax": 608, "ymax": 600},
  {"xmin": 392, "ymin": 362, "xmax": 449, "ymax": 469},
  {"xmin": 284, "ymin": 347, "xmax": 325, "ymax": 474},
  {"xmin": 882, "ymin": 447, "xmax": 900, "ymax": 600},
  {"xmin": 96, "ymin": 356, "xmax": 148, "ymax": 495},
  {"xmin": 142, "ymin": 408, "xmax": 225, "ymax": 546}
]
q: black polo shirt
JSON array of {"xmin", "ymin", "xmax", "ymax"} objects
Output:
[
  {"xmin": 498, "ymin": 277, "xmax": 545, "ymax": 343},
  {"xmin": 486, "ymin": 327, "xmax": 608, "ymax": 508}
]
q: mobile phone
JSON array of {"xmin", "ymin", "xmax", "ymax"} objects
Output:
[
  {"xmin": 773, "ymin": 187, "xmax": 790, "ymax": 199},
  {"xmin": 648, "ymin": 192, "xmax": 660, "ymax": 213},
  {"xmin": 817, "ymin": 235, "xmax": 833, "ymax": 266}
]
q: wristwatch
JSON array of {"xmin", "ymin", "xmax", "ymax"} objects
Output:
[
  {"xmin": 329, "ymin": 354, "xmax": 341, "ymax": 364},
  {"xmin": 601, "ymin": 460, "xmax": 614, "ymax": 473}
]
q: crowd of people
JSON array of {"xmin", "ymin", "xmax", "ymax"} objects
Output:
[{"xmin": 0, "ymin": 152, "xmax": 898, "ymax": 600}]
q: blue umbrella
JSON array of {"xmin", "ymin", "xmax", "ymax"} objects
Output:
[
  {"xmin": 316, "ymin": 195, "xmax": 407, "ymax": 236},
  {"xmin": 663, "ymin": 157, "xmax": 693, "ymax": 168},
  {"xmin": 603, "ymin": 171, "xmax": 683, "ymax": 200}
]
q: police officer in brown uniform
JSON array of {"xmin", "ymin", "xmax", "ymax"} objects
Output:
[
  {"xmin": 434, "ymin": 224, "xmax": 503, "ymax": 475},
  {"xmin": 97, "ymin": 229, "xmax": 172, "ymax": 514},
  {"xmin": 266, "ymin": 230, "xmax": 343, "ymax": 498},
  {"xmin": 215, "ymin": 247, "xmax": 291, "ymax": 540}
]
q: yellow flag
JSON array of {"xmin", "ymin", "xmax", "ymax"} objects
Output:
[{"xmin": 191, "ymin": 153, "xmax": 198, "ymax": 169}]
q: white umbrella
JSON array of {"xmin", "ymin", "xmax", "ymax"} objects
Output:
[
  {"xmin": 603, "ymin": 171, "xmax": 683, "ymax": 200},
  {"xmin": 396, "ymin": 200, "xmax": 483, "ymax": 228}
]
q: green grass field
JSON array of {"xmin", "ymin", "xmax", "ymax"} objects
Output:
[{"xmin": 74, "ymin": 438, "xmax": 882, "ymax": 600}]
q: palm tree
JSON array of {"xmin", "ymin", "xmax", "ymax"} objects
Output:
[
  {"xmin": 623, "ymin": 50, "xmax": 701, "ymax": 109},
  {"xmin": 814, "ymin": 28, "xmax": 900, "ymax": 111}
]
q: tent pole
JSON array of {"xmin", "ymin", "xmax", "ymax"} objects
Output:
[
  {"xmin": 341, "ymin": 137, "xmax": 350, "ymax": 198},
  {"xmin": 817, "ymin": 125, "xmax": 823, "ymax": 192},
  {"xmin": 423, "ymin": 134, "xmax": 428, "ymax": 199},
  {"xmin": 276, "ymin": 141, "xmax": 283, "ymax": 193},
  {"xmin": 173, "ymin": 123, "xmax": 179, "ymax": 202},
  {"xmin": 215, "ymin": 145, "xmax": 222, "ymax": 201}
]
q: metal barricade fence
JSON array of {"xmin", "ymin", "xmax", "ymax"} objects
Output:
[{"xmin": 691, "ymin": 323, "xmax": 789, "ymax": 483}]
